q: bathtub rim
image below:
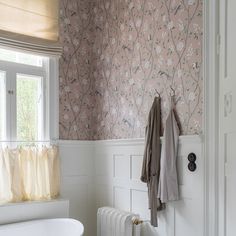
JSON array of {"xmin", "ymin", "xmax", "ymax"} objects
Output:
[{"xmin": 0, "ymin": 217, "xmax": 84, "ymax": 235}]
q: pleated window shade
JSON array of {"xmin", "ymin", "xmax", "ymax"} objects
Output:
[{"xmin": 0, "ymin": 0, "xmax": 61, "ymax": 56}]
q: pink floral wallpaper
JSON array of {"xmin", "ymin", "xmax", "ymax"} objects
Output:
[
  {"xmin": 59, "ymin": 0, "xmax": 203, "ymax": 140},
  {"xmin": 59, "ymin": 0, "xmax": 95, "ymax": 140}
]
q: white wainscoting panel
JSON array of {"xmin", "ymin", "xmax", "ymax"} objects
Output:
[
  {"xmin": 131, "ymin": 189, "xmax": 149, "ymax": 220},
  {"xmin": 58, "ymin": 136, "xmax": 204, "ymax": 236},
  {"xmin": 59, "ymin": 140, "xmax": 96, "ymax": 236},
  {"xmin": 94, "ymin": 135, "xmax": 205, "ymax": 236},
  {"xmin": 113, "ymin": 154, "xmax": 130, "ymax": 180},
  {"xmin": 113, "ymin": 186, "xmax": 130, "ymax": 212}
]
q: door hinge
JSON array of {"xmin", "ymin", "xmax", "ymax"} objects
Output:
[{"xmin": 217, "ymin": 34, "xmax": 221, "ymax": 55}]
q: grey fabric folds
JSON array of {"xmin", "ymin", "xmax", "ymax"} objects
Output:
[
  {"xmin": 158, "ymin": 97, "xmax": 180, "ymax": 203},
  {"xmin": 140, "ymin": 97, "xmax": 164, "ymax": 227},
  {"xmin": 141, "ymin": 96, "xmax": 180, "ymax": 227}
]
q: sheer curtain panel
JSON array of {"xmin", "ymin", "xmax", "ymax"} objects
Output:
[{"xmin": 0, "ymin": 146, "xmax": 60, "ymax": 204}]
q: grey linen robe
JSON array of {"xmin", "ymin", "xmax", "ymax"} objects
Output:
[
  {"xmin": 140, "ymin": 97, "xmax": 163, "ymax": 227},
  {"xmin": 158, "ymin": 97, "xmax": 179, "ymax": 203}
]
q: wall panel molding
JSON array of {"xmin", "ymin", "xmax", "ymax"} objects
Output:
[
  {"xmin": 94, "ymin": 135, "xmax": 205, "ymax": 236},
  {"xmin": 59, "ymin": 135, "xmax": 204, "ymax": 236}
]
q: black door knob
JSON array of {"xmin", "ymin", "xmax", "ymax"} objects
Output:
[{"xmin": 188, "ymin": 153, "xmax": 197, "ymax": 172}]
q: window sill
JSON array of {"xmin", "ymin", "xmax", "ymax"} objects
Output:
[{"xmin": 0, "ymin": 198, "xmax": 69, "ymax": 225}]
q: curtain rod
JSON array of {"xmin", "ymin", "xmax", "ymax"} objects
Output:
[{"xmin": 0, "ymin": 140, "xmax": 58, "ymax": 143}]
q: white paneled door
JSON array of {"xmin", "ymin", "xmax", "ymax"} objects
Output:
[{"xmin": 219, "ymin": 1, "xmax": 236, "ymax": 235}]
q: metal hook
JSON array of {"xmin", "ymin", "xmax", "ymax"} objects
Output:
[{"xmin": 155, "ymin": 89, "xmax": 160, "ymax": 97}]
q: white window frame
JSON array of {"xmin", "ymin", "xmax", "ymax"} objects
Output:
[
  {"xmin": 47, "ymin": 57, "xmax": 59, "ymax": 141},
  {"xmin": 0, "ymin": 48, "xmax": 59, "ymax": 142}
]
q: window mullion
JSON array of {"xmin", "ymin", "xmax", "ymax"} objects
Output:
[
  {"xmin": 48, "ymin": 58, "xmax": 59, "ymax": 141},
  {"xmin": 42, "ymin": 58, "xmax": 49, "ymax": 141},
  {"xmin": 8, "ymin": 71, "xmax": 16, "ymax": 141},
  {"xmin": 5, "ymin": 70, "xmax": 11, "ymax": 141}
]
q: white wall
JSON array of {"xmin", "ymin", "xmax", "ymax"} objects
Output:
[
  {"xmin": 59, "ymin": 140, "xmax": 96, "ymax": 236},
  {"xmin": 59, "ymin": 135, "xmax": 205, "ymax": 236}
]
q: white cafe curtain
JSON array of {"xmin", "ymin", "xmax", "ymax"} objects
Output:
[{"xmin": 0, "ymin": 145, "xmax": 60, "ymax": 204}]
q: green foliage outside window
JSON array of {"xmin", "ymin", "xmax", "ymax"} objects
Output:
[{"xmin": 17, "ymin": 76, "xmax": 41, "ymax": 141}]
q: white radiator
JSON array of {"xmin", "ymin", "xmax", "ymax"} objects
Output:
[{"xmin": 97, "ymin": 207, "xmax": 141, "ymax": 236}]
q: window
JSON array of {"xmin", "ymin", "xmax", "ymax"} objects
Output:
[
  {"xmin": 0, "ymin": 0, "xmax": 60, "ymax": 204},
  {"xmin": 0, "ymin": 71, "xmax": 6, "ymax": 140},
  {"xmin": 0, "ymin": 48, "xmax": 58, "ymax": 142},
  {"xmin": 0, "ymin": 48, "xmax": 43, "ymax": 67},
  {"xmin": 0, "ymin": 48, "xmax": 60, "ymax": 204}
]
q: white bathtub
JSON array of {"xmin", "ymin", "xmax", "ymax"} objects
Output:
[{"xmin": 0, "ymin": 218, "xmax": 84, "ymax": 236}]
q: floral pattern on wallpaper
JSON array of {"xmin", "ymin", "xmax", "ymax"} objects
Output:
[
  {"xmin": 59, "ymin": 0, "xmax": 96, "ymax": 140},
  {"xmin": 59, "ymin": 0, "xmax": 203, "ymax": 140}
]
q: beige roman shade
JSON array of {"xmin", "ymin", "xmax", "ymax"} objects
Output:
[{"xmin": 0, "ymin": 0, "xmax": 61, "ymax": 56}]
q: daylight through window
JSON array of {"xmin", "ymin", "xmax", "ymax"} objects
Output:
[{"xmin": 0, "ymin": 48, "xmax": 49, "ymax": 142}]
